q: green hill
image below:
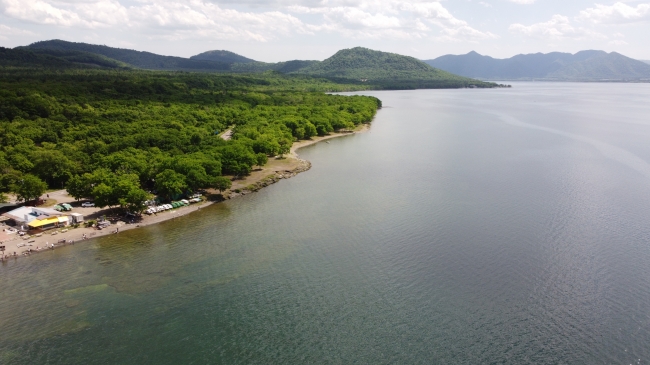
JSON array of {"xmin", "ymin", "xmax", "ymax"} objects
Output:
[
  {"xmin": 0, "ymin": 47, "xmax": 128, "ymax": 69},
  {"xmin": 231, "ymin": 60, "xmax": 319, "ymax": 73},
  {"xmin": 22, "ymin": 40, "xmax": 318, "ymax": 74},
  {"xmin": 295, "ymin": 47, "xmax": 497, "ymax": 89},
  {"xmin": 190, "ymin": 50, "xmax": 256, "ymax": 63},
  {"xmin": 0, "ymin": 47, "xmax": 74, "ymax": 68},
  {"xmin": 26, "ymin": 48, "xmax": 130, "ymax": 69},
  {"xmin": 23, "ymin": 40, "xmax": 232, "ymax": 71}
]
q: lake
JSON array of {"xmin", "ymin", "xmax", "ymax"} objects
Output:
[{"xmin": 2, "ymin": 83, "xmax": 650, "ymax": 364}]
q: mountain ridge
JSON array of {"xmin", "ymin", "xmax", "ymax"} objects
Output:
[
  {"xmin": 22, "ymin": 40, "xmax": 233, "ymax": 71},
  {"xmin": 9, "ymin": 40, "xmax": 500, "ymax": 89},
  {"xmin": 423, "ymin": 50, "xmax": 650, "ymax": 81}
]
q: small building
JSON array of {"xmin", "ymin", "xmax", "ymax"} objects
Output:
[{"xmin": 70, "ymin": 213, "xmax": 84, "ymax": 224}]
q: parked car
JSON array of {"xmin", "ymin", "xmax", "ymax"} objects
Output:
[{"xmin": 82, "ymin": 202, "xmax": 95, "ymax": 207}]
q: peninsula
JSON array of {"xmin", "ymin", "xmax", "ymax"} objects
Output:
[{"xmin": 0, "ymin": 42, "xmax": 498, "ymax": 259}]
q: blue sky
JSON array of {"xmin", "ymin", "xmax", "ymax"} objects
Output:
[{"xmin": 1, "ymin": 0, "xmax": 648, "ymax": 62}]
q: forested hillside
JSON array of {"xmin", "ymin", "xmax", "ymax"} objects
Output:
[
  {"xmin": 0, "ymin": 69, "xmax": 380, "ymax": 210},
  {"xmin": 190, "ymin": 50, "xmax": 256, "ymax": 64},
  {"xmin": 23, "ymin": 40, "xmax": 233, "ymax": 71},
  {"xmin": 12, "ymin": 40, "xmax": 498, "ymax": 88},
  {"xmin": 296, "ymin": 47, "xmax": 499, "ymax": 89},
  {"xmin": 0, "ymin": 47, "xmax": 125, "ymax": 69}
]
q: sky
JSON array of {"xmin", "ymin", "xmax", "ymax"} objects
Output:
[{"xmin": 0, "ymin": 0, "xmax": 649, "ymax": 62}]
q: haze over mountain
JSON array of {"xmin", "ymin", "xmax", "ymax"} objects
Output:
[{"xmin": 424, "ymin": 51, "xmax": 650, "ymax": 81}]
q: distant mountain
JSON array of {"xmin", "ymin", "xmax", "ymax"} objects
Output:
[
  {"xmin": 23, "ymin": 40, "xmax": 232, "ymax": 71},
  {"xmin": 295, "ymin": 47, "xmax": 496, "ymax": 89},
  {"xmin": 424, "ymin": 50, "xmax": 650, "ymax": 81},
  {"xmin": 0, "ymin": 47, "xmax": 127, "ymax": 69},
  {"xmin": 190, "ymin": 50, "xmax": 256, "ymax": 64},
  {"xmin": 0, "ymin": 47, "xmax": 76, "ymax": 68},
  {"xmin": 9, "ymin": 40, "xmax": 498, "ymax": 89},
  {"xmin": 21, "ymin": 40, "xmax": 317, "ymax": 74},
  {"xmin": 26, "ymin": 48, "xmax": 130, "ymax": 69},
  {"xmin": 641, "ymin": 60, "xmax": 650, "ymax": 65}
]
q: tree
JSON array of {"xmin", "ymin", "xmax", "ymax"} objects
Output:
[
  {"xmin": 155, "ymin": 169, "xmax": 187, "ymax": 200},
  {"xmin": 66, "ymin": 174, "xmax": 93, "ymax": 201},
  {"xmin": 30, "ymin": 148, "xmax": 76, "ymax": 188},
  {"xmin": 120, "ymin": 187, "xmax": 150, "ymax": 213},
  {"xmin": 92, "ymin": 183, "xmax": 114, "ymax": 208},
  {"xmin": 12, "ymin": 174, "xmax": 47, "ymax": 203},
  {"xmin": 211, "ymin": 176, "xmax": 232, "ymax": 193},
  {"xmin": 255, "ymin": 153, "xmax": 268, "ymax": 168},
  {"xmin": 277, "ymin": 138, "xmax": 291, "ymax": 159}
]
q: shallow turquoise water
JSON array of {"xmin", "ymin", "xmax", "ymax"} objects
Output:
[{"xmin": 2, "ymin": 83, "xmax": 650, "ymax": 364}]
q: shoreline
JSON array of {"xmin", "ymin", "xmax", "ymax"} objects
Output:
[{"xmin": 0, "ymin": 124, "xmax": 370, "ymax": 262}]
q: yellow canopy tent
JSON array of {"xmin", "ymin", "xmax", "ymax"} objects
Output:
[{"xmin": 28, "ymin": 217, "xmax": 60, "ymax": 228}]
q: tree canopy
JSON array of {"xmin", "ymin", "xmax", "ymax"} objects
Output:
[{"xmin": 0, "ymin": 69, "xmax": 381, "ymax": 211}]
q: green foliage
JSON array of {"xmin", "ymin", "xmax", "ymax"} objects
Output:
[
  {"xmin": 212, "ymin": 176, "xmax": 232, "ymax": 193},
  {"xmin": 190, "ymin": 50, "xmax": 256, "ymax": 64},
  {"xmin": 11, "ymin": 173, "xmax": 47, "ymax": 202},
  {"xmin": 155, "ymin": 169, "xmax": 187, "ymax": 200},
  {"xmin": 0, "ymin": 68, "xmax": 380, "ymax": 207}
]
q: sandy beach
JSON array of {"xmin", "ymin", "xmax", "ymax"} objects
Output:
[{"xmin": 0, "ymin": 125, "xmax": 369, "ymax": 261}]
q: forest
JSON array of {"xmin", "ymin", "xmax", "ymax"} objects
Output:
[{"xmin": 0, "ymin": 68, "xmax": 381, "ymax": 212}]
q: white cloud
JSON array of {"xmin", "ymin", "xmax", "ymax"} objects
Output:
[
  {"xmin": 0, "ymin": 0, "xmax": 495, "ymax": 43},
  {"xmin": 0, "ymin": 0, "xmax": 128, "ymax": 28},
  {"xmin": 508, "ymin": 0, "xmax": 535, "ymax": 4},
  {"xmin": 290, "ymin": 0, "xmax": 496, "ymax": 41},
  {"xmin": 578, "ymin": 2, "xmax": 650, "ymax": 24},
  {"xmin": 0, "ymin": 0, "xmax": 312, "ymax": 41},
  {"xmin": 0, "ymin": 24, "xmax": 37, "ymax": 40},
  {"xmin": 509, "ymin": 14, "xmax": 606, "ymax": 40}
]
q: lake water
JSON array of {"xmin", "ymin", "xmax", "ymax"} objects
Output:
[{"xmin": 2, "ymin": 83, "xmax": 650, "ymax": 364}]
